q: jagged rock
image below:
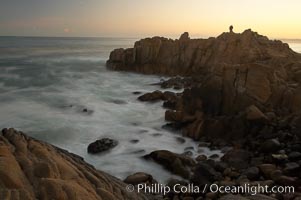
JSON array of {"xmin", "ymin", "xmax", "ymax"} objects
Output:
[
  {"xmin": 87, "ymin": 138, "xmax": 118, "ymax": 154},
  {"xmin": 143, "ymin": 150, "xmax": 196, "ymax": 179},
  {"xmin": 0, "ymin": 128, "xmax": 146, "ymax": 200}
]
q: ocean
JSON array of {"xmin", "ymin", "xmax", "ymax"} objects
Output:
[{"xmin": 0, "ymin": 37, "xmax": 300, "ymax": 182}]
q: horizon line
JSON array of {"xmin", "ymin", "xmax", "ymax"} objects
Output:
[{"xmin": 0, "ymin": 35, "xmax": 301, "ymax": 41}]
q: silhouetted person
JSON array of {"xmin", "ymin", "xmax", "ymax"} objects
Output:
[{"xmin": 229, "ymin": 25, "xmax": 233, "ymax": 33}]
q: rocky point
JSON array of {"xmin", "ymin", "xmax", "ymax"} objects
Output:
[{"xmin": 108, "ymin": 29, "xmax": 301, "ymax": 199}]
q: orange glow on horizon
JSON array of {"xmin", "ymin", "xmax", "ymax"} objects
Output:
[{"xmin": 1, "ymin": 0, "xmax": 301, "ymax": 39}]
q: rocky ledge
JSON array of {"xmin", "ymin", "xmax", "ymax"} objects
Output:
[{"xmin": 0, "ymin": 128, "xmax": 147, "ymax": 200}]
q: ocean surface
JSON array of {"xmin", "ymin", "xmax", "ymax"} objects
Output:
[{"xmin": 0, "ymin": 37, "xmax": 300, "ymax": 183}]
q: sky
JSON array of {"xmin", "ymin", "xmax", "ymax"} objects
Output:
[{"xmin": 0, "ymin": 0, "xmax": 301, "ymax": 39}]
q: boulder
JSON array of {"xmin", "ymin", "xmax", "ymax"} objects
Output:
[
  {"xmin": 124, "ymin": 172, "xmax": 155, "ymax": 185},
  {"xmin": 221, "ymin": 149, "xmax": 252, "ymax": 169},
  {"xmin": 143, "ymin": 150, "xmax": 196, "ymax": 179},
  {"xmin": 87, "ymin": 138, "xmax": 118, "ymax": 154},
  {"xmin": 242, "ymin": 167, "xmax": 260, "ymax": 180},
  {"xmin": 260, "ymin": 139, "xmax": 281, "ymax": 153},
  {"xmin": 191, "ymin": 162, "xmax": 222, "ymax": 186},
  {"xmin": 258, "ymin": 164, "xmax": 277, "ymax": 179}
]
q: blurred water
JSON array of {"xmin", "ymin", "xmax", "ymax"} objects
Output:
[{"xmin": 0, "ymin": 36, "xmax": 222, "ymax": 183}]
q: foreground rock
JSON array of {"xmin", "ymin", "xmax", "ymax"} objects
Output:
[
  {"xmin": 87, "ymin": 138, "xmax": 118, "ymax": 154},
  {"xmin": 0, "ymin": 128, "xmax": 146, "ymax": 200}
]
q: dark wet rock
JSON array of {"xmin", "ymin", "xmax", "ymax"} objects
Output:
[
  {"xmin": 258, "ymin": 164, "xmax": 277, "ymax": 179},
  {"xmin": 151, "ymin": 133, "xmax": 162, "ymax": 137},
  {"xmin": 138, "ymin": 90, "xmax": 163, "ymax": 102},
  {"xmin": 175, "ymin": 137, "xmax": 186, "ymax": 144},
  {"xmin": 130, "ymin": 139, "xmax": 139, "ymax": 144},
  {"xmin": 214, "ymin": 161, "xmax": 228, "ymax": 172},
  {"xmin": 274, "ymin": 175, "xmax": 298, "ymax": 186},
  {"xmin": 109, "ymin": 99, "xmax": 127, "ymax": 104},
  {"xmin": 163, "ymin": 100, "xmax": 177, "ymax": 109},
  {"xmin": 138, "ymin": 129, "xmax": 148, "ymax": 134},
  {"xmin": 288, "ymin": 151, "xmax": 301, "ymax": 161},
  {"xmin": 132, "ymin": 91, "xmax": 142, "ymax": 95},
  {"xmin": 221, "ymin": 149, "xmax": 252, "ymax": 169},
  {"xmin": 209, "ymin": 154, "xmax": 219, "ymax": 159},
  {"xmin": 283, "ymin": 162, "xmax": 300, "ymax": 176},
  {"xmin": 165, "ymin": 110, "xmax": 184, "ymax": 122},
  {"xmin": 182, "ymin": 151, "xmax": 193, "ymax": 157},
  {"xmin": 144, "ymin": 150, "xmax": 196, "ymax": 179},
  {"xmin": 131, "ymin": 122, "xmax": 141, "ymax": 126},
  {"xmin": 196, "ymin": 155, "xmax": 207, "ymax": 162},
  {"xmin": 242, "ymin": 167, "xmax": 260, "ymax": 180},
  {"xmin": 124, "ymin": 172, "xmax": 155, "ymax": 185},
  {"xmin": 220, "ymin": 194, "xmax": 248, "ymax": 200},
  {"xmin": 270, "ymin": 170, "xmax": 283, "ymax": 181},
  {"xmin": 260, "ymin": 139, "xmax": 281, "ymax": 153},
  {"xmin": 131, "ymin": 150, "xmax": 146, "ymax": 154},
  {"xmin": 247, "ymin": 194, "xmax": 277, "ymax": 200},
  {"xmin": 250, "ymin": 157, "xmax": 264, "ymax": 166},
  {"xmin": 87, "ymin": 138, "xmax": 118, "ymax": 154},
  {"xmin": 191, "ymin": 162, "xmax": 222, "ymax": 186},
  {"xmin": 82, "ymin": 108, "xmax": 94, "ymax": 114}
]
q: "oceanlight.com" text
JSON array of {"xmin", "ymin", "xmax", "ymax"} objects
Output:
[{"xmin": 129, "ymin": 183, "xmax": 295, "ymax": 196}]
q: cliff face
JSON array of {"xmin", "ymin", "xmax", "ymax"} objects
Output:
[
  {"xmin": 0, "ymin": 128, "xmax": 146, "ymax": 200},
  {"xmin": 107, "ymin": 29, "xmax": 300, "ymax": 76},
  {"xmin": 107, "ymin": 30, "xmax": 301, "ymax": 115}
]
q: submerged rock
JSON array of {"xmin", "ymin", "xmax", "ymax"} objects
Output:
[{"xmin": 87, "ymin": 138, "xmax": 118, "ymax": 154}]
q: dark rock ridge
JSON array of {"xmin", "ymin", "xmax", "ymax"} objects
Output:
[{"xmin": 0, "ymin": 128, "xmax": 146, "ymax": 200}]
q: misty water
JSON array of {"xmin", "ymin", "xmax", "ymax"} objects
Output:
[{"xmin": 0, "ymin": 37, "xmax": 300, "ymax": 183}]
